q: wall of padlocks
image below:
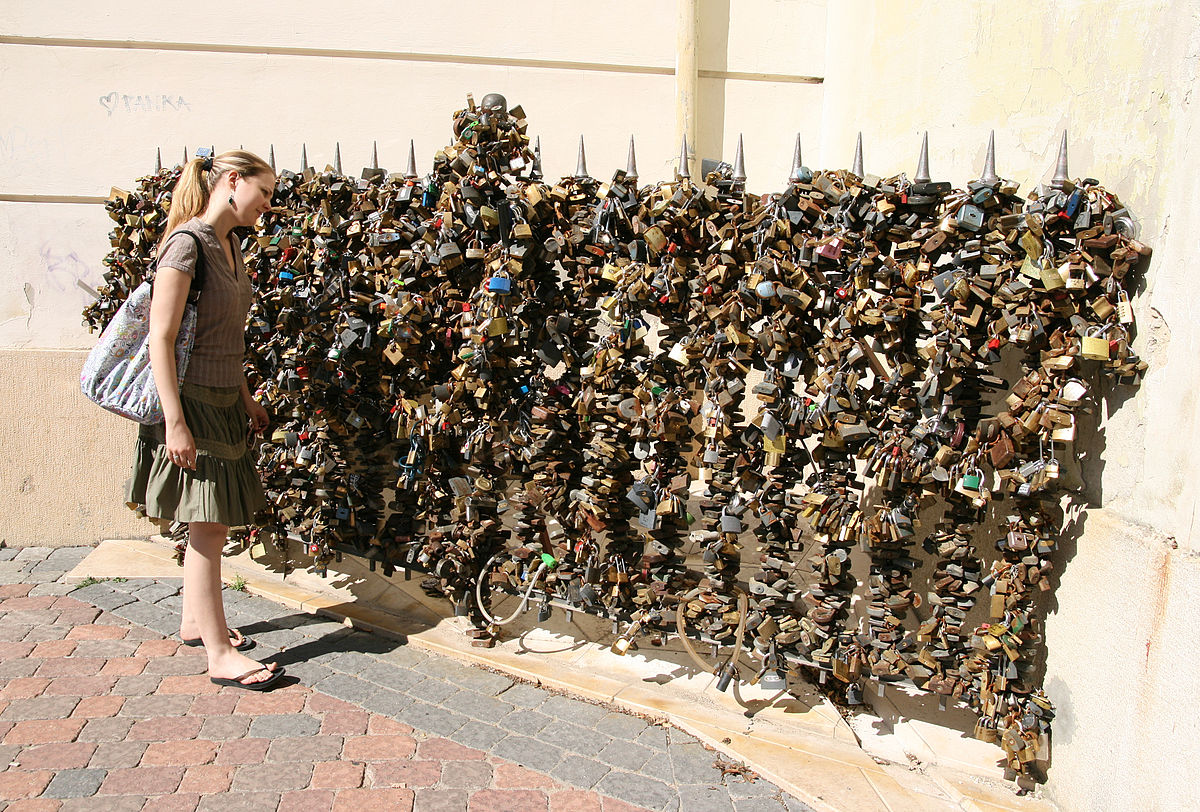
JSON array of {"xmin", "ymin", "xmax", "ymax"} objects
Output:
[{"xmin": 85, "ymin": 95, "xmax": 1150, "ymax": 779}]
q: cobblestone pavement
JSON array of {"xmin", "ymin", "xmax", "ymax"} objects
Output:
[{"xmin": 0, "ymin": 546, "xmax": 813, "ymax": 811}]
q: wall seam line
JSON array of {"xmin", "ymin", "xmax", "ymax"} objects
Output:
[{"xmin": 0, "ymin": 35, "xmax": 822, "ymax": 83}]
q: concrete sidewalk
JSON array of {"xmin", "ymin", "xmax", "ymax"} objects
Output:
[{"xmin": 0, "ymin": 545, "xmax": 810, "ymax": 812}]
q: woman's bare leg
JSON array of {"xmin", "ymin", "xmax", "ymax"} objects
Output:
[{"xmin": 184, "ymin": 521, "xmax": 276, "ymax": 684}]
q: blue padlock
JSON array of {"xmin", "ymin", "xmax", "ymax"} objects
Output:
[{"xmin": 487, "ymin": 273, "xmax": 511, "ymax": 294}]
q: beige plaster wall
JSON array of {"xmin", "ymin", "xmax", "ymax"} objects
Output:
[{"xmin": 819, "ymin": 2, "xmax": 1200, "ymax": 808}]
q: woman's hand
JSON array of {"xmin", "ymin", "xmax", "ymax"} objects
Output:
[
  {"xmin": 245, "ymin": 399, "xmax": 269, "ymax": 434},
  {"xmin": 165, "ymin": 418, "xmax": 198, "ymax": 470}
]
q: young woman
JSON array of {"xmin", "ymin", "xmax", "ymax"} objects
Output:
[{"xmin": 126, "ymin": 149, "xmax": 283, "ymax": 690}]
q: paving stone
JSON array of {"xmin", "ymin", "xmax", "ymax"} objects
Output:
[
  {"xmin": 196, "ymin": 791, "xmax": 280, "ymax": 811},
  {"xmin": 375, "ymin": 645, "xmax": 431, "ymax": 669},
  {"xmin": 677, "ymin": 784, "xmax": 735, "ymax": 811},
  {"xmin": 396, "ymin": 703, "xmax": 468, "ymax": 737},
  {"xmin": 248, "ymin": 627, "xmax": 304, "ymax": 650},
  {"xmin": 497, "ymin": 709, "xmax": 553, "ymax": 736},
  {"xmin": 155, "ymin": 595, "xmax": 184, "ymax": 613},
  {"xmin": 640, "ymin": 751, "xmax": 674, "ymax": 781},
  {"xmin": 726, "ymin": 777, "xmax": 781, "ymax": 799},
  {"xmin": 358, "ymin": 688, "xmax": 415, "ymax": 717},
  {"xmin": 24, "ymin": 623, "xmax": 72, "ymax": 640},
  {"xmin": 324, "ymin": 651, "xmax": 379, "ymax": 675},
  {"xmin": 278, "ymin": 661, "xmax": 332, "ymax": 686},
  {"xmin": 71, "ymin": 640, "xmax": 139, "ymax": 659},
  {"xmin": 61, "ymin": 796, "xmax": 148, "ymax": 812},
  {"xmin": 537, "ymin": 719, "xmax": 612, "ymax": 758},
  {"xmin": 498, "ymin": 682, "xmax": 550, "ymax": 708},
  {"xmin": 42, "ymin": 768, "xmax": 107, "ymax": 798},
  {"xmin": 29, "ymin": 562, "xmax": 69, "ymax": 576},
  {"xmin": 440, "ymin": 689, "xmax": 514, "ymax": 722},
  {"xmin": 783, "ymin": 795, "xmax": 817, "ymax": 812},
  {"xmin": 290, "ymin": 619, "xmax": 348, "ymax": 639},
  {"xmin": 448, "ymin": 720, "xmax": 507, "ymax": 751},
  {"xmin": 0, "ymin": 655, "xmax": 39, "ymax": 678},
  {"xmin": 120, "ymin": 694, "xmax": 193, "ymax": 718},
  {"xmin": 339, "ymin": 630, "xmax": 396, "ymax": 655},
  {"xmin": 357, "ymin": 660, "xmax": 425, "ymax": 691},
  {"xmin": 110, "ymin": 602, "xmax": 174, "ymax": 629},
  {"xmin": 247, "ymin": 713, "xmax": 321, "ymax": 739},
  {"xmin": 490, "ymin": 735, "xmax": 564, "ymax": 773},
  {"xmin": 266, "ymin": 735, "xmax": 344, "ymax": 763},
  {"xmin": 107, "ymin": 579, "xmax": 158, "ymax": 594},
  {"xmin": 46, "ymin": 547, "xmax": 93, "ymax": 565},
  {"xmin": 28, "ymin": 583, "xmax": 77, "ymax": 597},
  {"xmin": 635, "ymin": 724, "xmax": 671, "ymax": 750},
  {"xmin": 79, "ymin": 591, "xmax": 136, "ymax": 612},
  {"xmin": 669, "ymin": 741, "xmax": 725, "ymax": 783},
  {"xmin": 78, "ymin": 718, "xmax": 136, "ymax": 744},
  {"xmin": 112, "ymin": 675, "xmax": 162, "ymax": 696},
  {"xmin": 411, "ymin": 657, "xmax": 480, "ymax": 683},
  {"xmin": 24, "ymin": 570, "xmax": 71, "ymax": 584},
  {"xmin": 596, "ymin": 739, "xmax": 653, "ymax": 772},
  {"xmin": 311, "ymin": 674, "xmax": 378, "ymax": 705},
  {"xmin": 593, "ymin": 712, "xmax": 649, "ymax": 741},
  {"xmin": 14, "ymin": 547, "xmax": 53, "ymax": 561},
  {"xmin": 199, "ymin": 715, "xmax": 252, "ymax": 740},
  {"xmin": 0, "ymin": 548, "xmax": 17, "ymax": 561},
  {"xmin": 548, "ymin": 754, "xmax": 611, "ymax": 790},
  {"xmin": 1, "ymin": 695, "xmax": 81, "ymax": 721},
  {"xmin": 412, "ymin": 788, "xmax": 469, "ymax": 812},
  {"xmin": 0, "ymin": 563, "xmax": 31, "ymax": 584},
  {"xmin": 540, "ymin": 695, "xmax": 609, "ymax": 727},
  {"xmin": 405, "ymin": 678, "xmax": 458, "ymax": 705},
  {"xmin": 596, "ymin": 771, "xmax": 676, "ymax": 810}
]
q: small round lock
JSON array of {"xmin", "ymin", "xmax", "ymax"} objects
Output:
[{"xmin": 756, "ymin": 280, "xmax": 777, "ymax": 299}]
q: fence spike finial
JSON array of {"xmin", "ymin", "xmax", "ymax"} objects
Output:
[
  {"xmin": 300, "ymin": 144, "xmax": 309, "ymax": 172},
  {"xmin": 371, "ymin": 140, "xmax": 379, "ymax": 170},
  {"xmin": 788, "ymin": 133, "xmax": 804, "ymax": 183},
  {"xmin": 268, "ymin": 145, "xmax": 276, "ymax": 173},
  {"xmin": 851, "ymin": 132, "xmax": 864, "ymax": 177},
  {"xmin": 531, "ymin": 136, "xmax": 544, "ymax": 180},
  {"xmin": 183, "ymin": 146, "xmax": 189, "ymax": 165},
  {"xmin": 732, "ymin": 134, "xmax": 747, "ymax": 185},
  {"xmin": 1050, "ymin": 130, "xmax": 1069, "ymax": 190},
  {"xmin": 979, "ymin": 130, "xmax": 999, "ymax": 185},
  {"xmin": 626, "ymin": 135, "xmax": 638, "ymax": 181},
  {"xmin": 334, "ymin": 142, "xmax": 342, "ymax": 174},
  {"xmin": 155, "ymin": 147, "xmax": 162, "ymax": 174},
  {"xmin": 404, "ymin": 140, "xmax": 417, "ymax": 178},
  {"xmin": 575, "ymin": 135, "xmax": 589, "ymax": 179},
  {"xmin": 914, "ymin": 132, "xmax": 931, "ymax": 184},
  {"xmin": 677, "ymin": 133, "xmax": 691, "ymax": 179}
]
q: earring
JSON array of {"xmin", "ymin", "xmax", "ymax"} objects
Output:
[{"xmin": 228, "ymin": 194, "xmax": 235, "ymax": 206}]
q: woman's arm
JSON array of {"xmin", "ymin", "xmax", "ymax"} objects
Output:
[
  {"xmin": 149, "ymin": 266, "xmax": 197, "ymax": 469},
  {"xmin": 240, "ymin": 375, "xmax": 269, "ymax": 432}
]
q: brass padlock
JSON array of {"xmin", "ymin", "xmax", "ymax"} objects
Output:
[
  {"xmin": 1080, "ymin": 326, "xmax": 1111, "ymax": 361},
  {"xmin": 1117, "ymin": 290, "xmax": 1134, "ymax": 324}
]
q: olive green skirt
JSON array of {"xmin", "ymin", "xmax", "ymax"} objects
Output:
[{"xmin": 126, "ymin": 382, "xmax": 267, "ymax": 527}]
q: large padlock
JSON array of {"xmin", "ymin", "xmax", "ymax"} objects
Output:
[
  {"xmin": 1080, "ymin": 326, "xmax": 1111, "ymax": 361},
  {"xmin": 487, "ymin": 270, "xmax": 511, "ymax": 294}
]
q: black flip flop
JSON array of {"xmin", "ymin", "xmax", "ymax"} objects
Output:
[
  {"xmin": 210, "ymin": 665, "xmax": 285, "ymax": 692},
  {"xmin": 181, "ymin": 627, "xmax": 255, "ymax": 651}
]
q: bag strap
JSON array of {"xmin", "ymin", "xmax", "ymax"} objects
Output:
[{"xmin": 155, "ymin": 230, "xmax": 207, "ymax": 305}]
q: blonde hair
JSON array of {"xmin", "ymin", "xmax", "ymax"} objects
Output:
[{"xmin": 162, "ymin": 149, "xmax": 274, "ymax": 245}]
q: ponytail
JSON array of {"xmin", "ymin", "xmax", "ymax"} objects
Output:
[{"xmin": 160, "ymin": 149, "xmax": 274, "ymax": 247}]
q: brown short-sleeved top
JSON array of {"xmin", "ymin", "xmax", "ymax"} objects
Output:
[{"xmin": 157, "ymin": 218, "xmax": 252, "ymax": 387}]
